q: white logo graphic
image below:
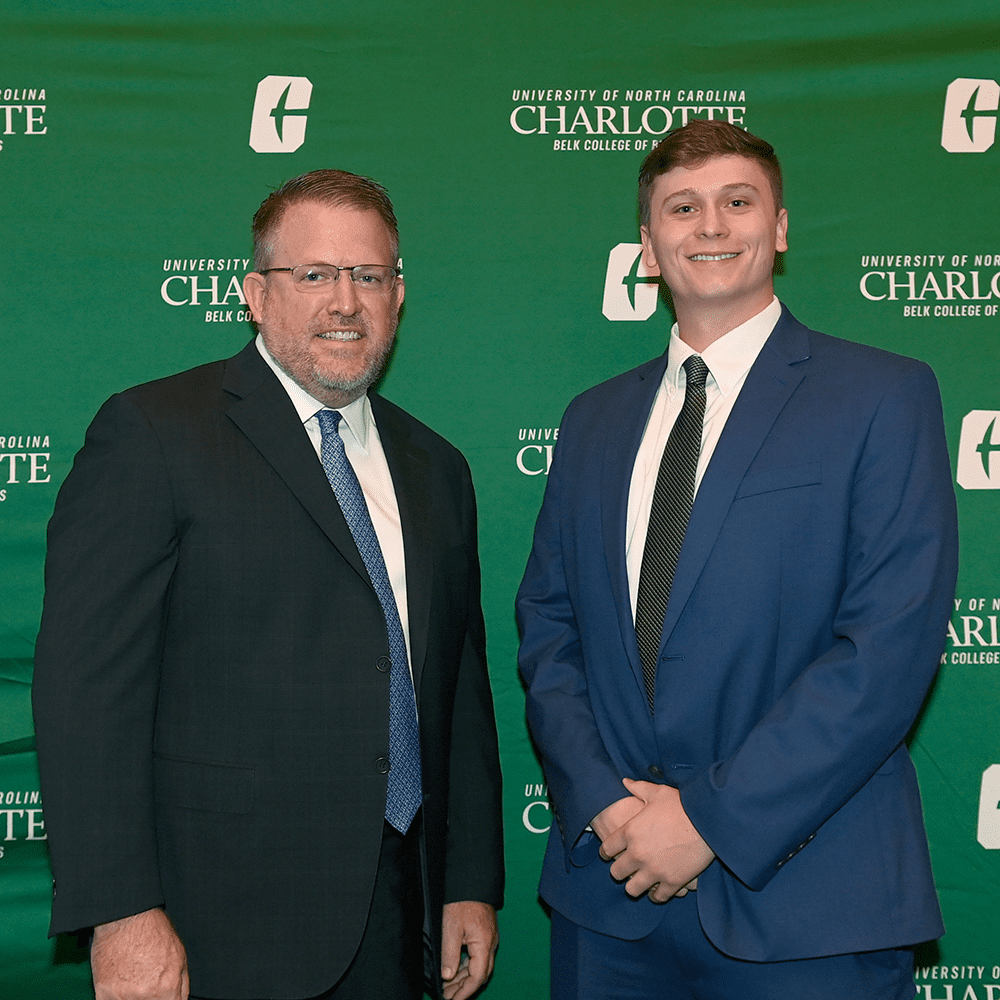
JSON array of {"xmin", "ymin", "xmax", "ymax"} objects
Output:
[
  {"xmin": 941, "ymin": 78, "xmax": 999, "ymax": 153},
  {"xmin": 522, "ymin": 782, "xmax": 551, "ymax": 834},
  {"xmin": 603, "ymin": 243, "xmax": 659, "ymax": 321},
  {"xmin": 249, "ymin": 76, "xmax": 312, "ymax": 153},
  {"xmin": 978, "ymin": 764, "xmax": 1000, "ymax": 849},
  {"xmin": 957, "ymin": 410, "xmax": 1000, "ymax": 489}
]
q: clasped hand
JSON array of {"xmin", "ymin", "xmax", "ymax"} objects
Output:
[{"xmin": 595, "ymin": 778, "xmax": 715, "ymax": 904}]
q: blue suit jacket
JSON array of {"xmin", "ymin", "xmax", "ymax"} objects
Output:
[{"xmin": 516, "ymin": 306, "xmax": 957, "ymax": 961}]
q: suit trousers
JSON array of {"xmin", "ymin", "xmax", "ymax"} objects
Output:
[
  {"xmin": 190, "ymin": 818, "xmax": 425, "ymax": 1000},
  {"xmin": 550, "ymin": 894, "xmax": 915, "ymax": 1000}
]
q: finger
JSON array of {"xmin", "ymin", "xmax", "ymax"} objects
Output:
[
  {"xmin": 621, "ymin": 777, "xmax": 654, "ymax": 799},
  {"xmin": 444, "ymin": 966, "xmax": 475, "ymax": 1000},
  {"xmin": 442, "ymin": 967, "xmax": 470, "ymax": 1000},
  {"xmin": 608, "ymin": 855, "xmax": 638, "ymax": 882},
  {"xmin": 647, "ymin": 882, "xmax": 677, "ymax": 904},
  {"xmin": 625, "ymin": 872, "xmax": 657, "ymax": 898},
  {"xmin": 460, "ymin": 943, "xmax": 491, "ymax": 996},
  {"xmin": 440, "ymin": 922, "xmax": 463, "ymax": 983},
  {"xmin": 599, "ymin": 831, "xmax": 625, "ymax": 861}
]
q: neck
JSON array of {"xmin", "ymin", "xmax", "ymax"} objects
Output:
[{"xmin": 674, "ymin": 294, "xmax": 774, "ymax": 353}]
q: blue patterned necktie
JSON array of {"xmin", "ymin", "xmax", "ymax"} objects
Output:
[
  {"xmin": 316, "ymin": 409, "xmax": 422, "ymax": 833},
  {"xmin": 634, "ymin": 354, "xmax": 709, "ymax": 711}
]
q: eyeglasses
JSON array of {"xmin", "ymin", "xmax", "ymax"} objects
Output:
[{"xmin": 259, "ymin": 261, "xmax": 402, "ymax": 295}]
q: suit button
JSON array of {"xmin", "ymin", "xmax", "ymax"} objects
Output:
[
  {"xmin": 376, "ymin": 656, "xmax": 391, "ymax": 672},
  {"xmin": 648, "ymin": 765, "xmax": 664, "ymax": 779},
  {"xmin": 375, "ymin": 757, "xmax": 391, "ymax": 774}
]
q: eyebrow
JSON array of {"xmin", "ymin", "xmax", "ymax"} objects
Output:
[{"xmin": 662, "ymin": 181, "xmax": 762, "ymax": 204}]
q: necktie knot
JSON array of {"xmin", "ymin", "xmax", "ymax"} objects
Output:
[
  {"xmin": 683, "ymin": 354, "xmax": 709, "ymax": 390},
  {"xmin": 316, "ymin": 408, "xmax": 342, "ymax": 436}
]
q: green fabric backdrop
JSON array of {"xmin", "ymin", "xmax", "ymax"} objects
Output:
[{"xmin": 2, "ymin": 2, "xmax": 998, "ymax": 996}]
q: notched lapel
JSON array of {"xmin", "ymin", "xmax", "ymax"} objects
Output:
[
  {"xmin": 221, "ymin": 343, "xmax": 373, "ymax": 589},
  {"xmin": 659, "ymin": 313, "xmax": 811, "ymax": 644},
  {"xmin": 601, "ymin": 354, "xmax": 669, "ymax": 699}
]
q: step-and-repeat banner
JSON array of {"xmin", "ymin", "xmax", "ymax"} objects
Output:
[{"xmin": 2, "ymin": 2, "xmax": 998, "ymax": 996}]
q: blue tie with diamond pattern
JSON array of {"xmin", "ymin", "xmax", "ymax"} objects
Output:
[{"xmin": 316, "ymin": 409, "xmax": 422, "ymax": 833}]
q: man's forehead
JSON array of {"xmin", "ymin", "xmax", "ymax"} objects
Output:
[
  {"xmin": 273, "ymin": 200, "xmax": 394, "ymax": 254},
  {"xmin": 654, "ymin": 155, "xmax": 771, "ymax": 199}
]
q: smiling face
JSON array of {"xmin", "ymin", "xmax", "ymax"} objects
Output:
[
  {"xmin": 640, "ymin": 154, "xmax": 788, "ymax": 344},
  {"xmin": 243, "ymin": 199, "xmax": 404, "ymax": 408}
]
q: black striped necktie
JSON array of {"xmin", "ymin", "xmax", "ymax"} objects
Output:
[{"xmin": 634, "ymin": 354, "xmax": 709, "ymax": 710}]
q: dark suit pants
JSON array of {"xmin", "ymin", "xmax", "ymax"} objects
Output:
[{"xmin": 551, "ymin": 893, "xmax": 915, "ymax": 1000}]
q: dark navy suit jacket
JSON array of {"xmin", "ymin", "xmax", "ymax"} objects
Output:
[
  {"xmin": 33, "ymin": 341, "xmax": 503, "ymax": 998},
  {"xmin": 517, "ymin": 306, "xmax": 956, "ymax": 961}
]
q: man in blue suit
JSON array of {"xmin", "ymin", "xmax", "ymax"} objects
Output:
[{"xmin": 516, "ymin": 120, "xmax": 957, "ymax": 998}]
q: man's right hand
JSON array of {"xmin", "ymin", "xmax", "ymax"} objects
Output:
[
  {"xmin": 591, "ymin": 794, "xmax": 645, "ymax": 843},
  {"xmin": 91, "ymin": 908, "xmax": 189, "ymax": 1000},
  {"xmin": 592, "ymin": 790, "xmax": 700, "ymax": 898}
]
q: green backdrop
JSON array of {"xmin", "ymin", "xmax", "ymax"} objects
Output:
[{"xmin": 2, "ymin": 2, "xmax": 998, "ymax": 996}]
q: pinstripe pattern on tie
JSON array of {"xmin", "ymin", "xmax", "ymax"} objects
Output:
[
  {"xmin": 316, "ymin": 409, "xmax": 422, "ymax": 833},
  {"xmin": 634, "ymin": 354, "xmax": 709, "ymax": 711}
]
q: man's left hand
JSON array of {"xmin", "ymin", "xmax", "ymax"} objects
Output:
[
  {"xmin": 599, "ymin": 778, "xmax": 715, "ymax": 903},
  {"xmin": 441, "ymin": 901, "xmax": 498, "ymax": 1000}
]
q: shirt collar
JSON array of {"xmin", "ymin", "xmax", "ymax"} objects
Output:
[
  {"xmin": 254, "ymin": 334, "xmax": 372, "ymax": 451},
  {"xmin": 664, "ymin": 297, "xmax": 782, "ymax": 397}
]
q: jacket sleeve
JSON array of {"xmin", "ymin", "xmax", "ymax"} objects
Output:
[
  {"xmin": 32, "ymin": 392, "xmax": 178, "ymax": 934},
  {"xmin": 442, "ymin": 456, "xmax": 505, "ymax": 908},
  {"xmin": 516, "ymin": 400, "xmax": 628, "ymax": 855}
]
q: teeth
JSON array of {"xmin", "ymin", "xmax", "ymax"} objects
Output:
[
  {"xmin": 319, "ymin": 330, "xmax": 361, "ymax": 341},
  {"xmin": 690, "ymin": 253, "xmax": 738, "ymax": 261}
]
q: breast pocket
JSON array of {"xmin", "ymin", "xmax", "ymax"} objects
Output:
[{"xmin": 735, "ymin": 462, "xmax": 822, "ymax": 500}]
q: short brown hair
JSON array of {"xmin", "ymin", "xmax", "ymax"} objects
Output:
[
  {"xmin": 251, "ymin": 169, "xmax": 400, "ymax": 270},
  {"xmin": 638, "ymin": 120, "xmax": 783, "ymax": 228}
]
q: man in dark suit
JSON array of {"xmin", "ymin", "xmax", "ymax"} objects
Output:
[
  {"xmin": 516, "ymin": 120, "xmax": 957, "ymax": 998},
  {"xmin": 32, "ymin": 169, "xmax": 503, "ymax": 1000}
]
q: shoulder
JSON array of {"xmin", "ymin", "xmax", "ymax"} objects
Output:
[
  {"xmin": 98, "ymin": 342, "xmax": 261, "ymax": 430},
  {"xmin": 774, "ymin": 305, "xmax": 939, "ymax": 394},
  {"xmin": 369, "ymin": 392, "xmax": 471, "ymax": 471}
]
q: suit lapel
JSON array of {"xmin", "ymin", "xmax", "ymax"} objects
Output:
[
  {"xmin": 601, "ymin": 353, "xmax": 669, "ymax": 696},
  {"xmin": 658, "ymin": 309, "xmax": 812, "ymax": 645},
  {"xmin": 370, "ymin": 394, "xmax": 433, "ymax": 694},
  {"xmin": 222, "ymin": 342, "xmax": 373, "ymax": 590}
]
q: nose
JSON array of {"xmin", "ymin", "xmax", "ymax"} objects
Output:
[
  {"xmin": 700, "ymin": 204, "xmax": 729, "ymax": 239},
  {"xmin": 325, "ymin": 271, "xmax": 361, "ymax": 314}
]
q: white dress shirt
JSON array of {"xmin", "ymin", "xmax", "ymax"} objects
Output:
[
  {"xmin": 255, "ymin": 335, "xmax": 413, "ymax": 674},
  {"xmin": 625, "ymin": 297, "xmax": 782, "ymax": 616}
]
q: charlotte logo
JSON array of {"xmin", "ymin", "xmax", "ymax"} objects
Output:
[
  {"xmin": 0, "ymin": 434, "xmax": 52, "ymax": 504},
  {"xmin": 603, "ymin": 243, "xmax": 659, "ymax": 321},
  {"xmin": 979, "ymin": 765, "xmax": 1000, "ymax": 849},
  {"xmin": 160, "ymin": 257, "xmax": 252, "ymax": 323},
  {"xmin": 941, "ymin": 78, "xmax": 999, "ymax": 153},
  {"xmin": 249, "ymin": 76, "xmax": 312, "ymax": 153},
  {"xmin": 0, "ymin": 86, "xmax": 47, "ymax": 153},
  {"xmin": 522, "ymin": 781, "xmax": 551, "ymax": 834},
  {"xmin": 516, "ymin": 426, "xmax": 559, "ymax": 476},
  {"xmin": 0, "ymin": 788, "xmax": 45, "ymax": 857},
  {"xmin": 957, "ymin": 411, "xmax": 1000, "ymax": 489}
]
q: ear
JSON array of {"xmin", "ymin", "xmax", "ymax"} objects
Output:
[
  {"xmin": 393, "ymin": 274, "xmax": 405, "ymax": 311},
  {"xmin": 639, "ymin": 226, "xmax": 662, "ymax": 275},
  {"xmin": 775, "ymin": 208, "xmax": 789, "ymax": 254},
  {"xmin": 243, "ymin": 271, "xmax": 266, "ymax": 321}
]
